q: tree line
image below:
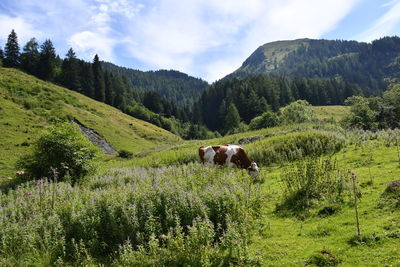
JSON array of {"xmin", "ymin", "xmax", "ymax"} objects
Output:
[
  {"xmin": 101, "ymin": 62, "xmax": 209, "ymax": 108},
  {"xmin": 194, "ymin": 74, "xmax": 362, "ymax": 133},
  {"xmin": 0, "ymin": 29, "xmax": 209, "ymax": 138},
  {"xmin": 3, "ymin": 29, "xmax": 398, "ymax": 138}
]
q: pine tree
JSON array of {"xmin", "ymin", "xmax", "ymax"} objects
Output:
[
  {"xmin": 80, "ymin": 62, "xmax": 95, "ymax": 98},
  {"xmin": 224, "ymin": 103, "xmax": 241, "ymax": 134},
  {"xmin": 0, "ymin": 48, "xmax": 3, "ymax": 67},
  {"xmin": 61, "ymin": 48, "xmax": 81, "ymax": 91},
  {"xmin": 38, "ymin": 39, "xmax": 57, "ymax": 80},
  {"xmin": 112, "ymin": 74, "xmax": 127, "ymax": 110},
  {"xmin": 93, "ymin": 54, "xmax": 105, "ymax": 102},
  {"xmin": 4, "ymin": 29, "xmax": 20, "ymax": 67},
  {"xmin": 104, "ymin": 71, "xmax": 115, "ymax": 105},
  {"xmin": 20, "ymin": 38, "xmax": 40, "ymax": 75}
]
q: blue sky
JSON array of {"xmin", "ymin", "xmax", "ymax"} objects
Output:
[{"xmin": 1, "ymin": 0, "xmax": 400, "ymax": 82}]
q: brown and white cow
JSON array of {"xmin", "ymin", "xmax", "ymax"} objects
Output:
[{"xmin": 198, "ymin": 144, "xmax": 259, "ymax": 178}]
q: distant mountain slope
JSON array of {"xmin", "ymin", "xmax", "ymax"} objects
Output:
[
  {"xmin": 231, "ymin": 37, "xmax": 400, "ymax": 94},
  {"xmin": 101, "ymin": 62, "xmax": 209, "ymax": 107},
  {"xmin": 0, "ymin": 68, "xmax": 181, "ymax": 178}
]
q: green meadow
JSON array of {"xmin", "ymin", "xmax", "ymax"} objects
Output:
[{"xmin": 0, "ymin": 68, "xmax": 399, "ymax": 266}]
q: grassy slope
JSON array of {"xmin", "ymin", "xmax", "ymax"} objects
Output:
[
  {"xmin": 236, "ymin": 39, "xmax": 310, "ymax": 74},
  {"xmin": 312, "ymin": 105, "xmax": 350, "ymax": 121},
  {"xmin": 0, "ymin": 67, "xmax": 181, "ymax": 179}
]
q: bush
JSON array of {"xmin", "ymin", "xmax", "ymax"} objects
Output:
[
  {"xmin": 308, "ymin": 250, "xmax": 341, "ymax": 266},
  {"xmin": 378, "ymin": 180, "xmax": 400, "ymax": 209},
  {"xmin": 17, "ymin": 122, "xmax": 97, "ymax": 183},
  {"xmin": 281, "ymin": 100, "xmax": 315, "ymax": 124},
  {"xmin": 249, "ymin": 111, "xmax": 280, "ymax": 130},
  {"xmin": 247, "ymin": 130, "xmax": 346, "ymax": 166},
  {"xmin": 118, "ymin": 149, "xmax": 133, "ymax": 159}
]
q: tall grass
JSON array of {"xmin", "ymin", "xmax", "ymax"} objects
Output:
[
  {"xmin": 0, "ymin": 163, "xmax": 261, "ymax": 265},
  {"xmin": 247, "ymin": 130, "xmax": 346, "ymax": 166},
  {"xmin": 277, "ymin": 157, "xmax": 350, "ymax": 216}
]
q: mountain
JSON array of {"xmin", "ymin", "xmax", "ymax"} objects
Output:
[
  {"xmin": 231, "ymin": 36, "xmax": 400, "ymax": 94},
  {"xmin": 0, "ymin": 67, "xmax": 181, "ymax": 178},
  {"xmin": 101, "ymin": 62, "xmax": 209, "ymax": 107}
]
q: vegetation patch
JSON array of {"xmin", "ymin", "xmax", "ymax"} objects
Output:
[
  {"xmin": 276, "ymin": 157, "xmax": 350, "ymax": 217},
  {"xmin": 247, "ymin": 130, "xmax": 345, "ymax": 166},
  {"xmin": 378, "ymin": 180, "xmax": 400, "ymax": 209},
  {"xmin": 16, "ymin": 122, "xmax": 97, "ymax": 184},
  {"xmin": 0, "ymin": 164, "xmax": 262, "ymax": 265},
  {"xmin": 307, "ymin": 249, "xmax": 341, "ymax": 266}
]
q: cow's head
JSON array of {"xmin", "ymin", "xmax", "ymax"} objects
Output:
[{"xmin": 247, "ymin": 162, "xmax": 260, "ymax": 179}]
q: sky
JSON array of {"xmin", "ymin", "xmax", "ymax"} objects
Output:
[{"xmin": 1, "ymin": 0, "xmax": 400, "ymax": 82}]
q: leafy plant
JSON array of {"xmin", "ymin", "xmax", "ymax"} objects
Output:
[
  {"xmin": 281, "ymin": 100, "xmax": 316, "ymax": 124},
  {"xmin": 17, "ymin": 122, "xmax": 97, "ymax": 183},
  {"xmin": 118, "ymin": 149, "xmax": 133, "ymax": 159},
  {"xmin": 308, "ymin": 250, "xmax": 341, "ymax": 266}
]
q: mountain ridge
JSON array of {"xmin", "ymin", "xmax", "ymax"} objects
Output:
[{"xmin": 229, "ymin": 36, "xmax": 400, "ymax": 93}]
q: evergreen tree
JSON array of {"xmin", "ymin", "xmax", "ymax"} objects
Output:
[
  {"xmin": 61, "ymin": 48, "xmax": 81, "ymax": 91},
  {"xmin": 93, "ymin": 54, "xmax": 105, "ymax": 102},
  {"xmin": 112, "ymin": 74, "xmax": 127, "ymax": 110},
  {"xmin": 80, "ymin": 62, "xmax": 95, "ymax": 98},
  {"xmin": 38, "ymin": 39, "xmax": 57, "ymax": 80},
  {"xmin": 0, "ymin": 48, "xmax": 3, "ymax": 67},
  {"xmin": 224, "ymin": 103, "xmax": 241, "ymax": 134},
  {"xmin": 4, "ymin": 29, "xmax": 20, "ymax": 67},
  {"xmin": 104, "ymin": 71, "xmax": 115, "ymax": 106},
  {"xmin": 20, "ymin": 38, "xmax": 40, "ymax": 75}
]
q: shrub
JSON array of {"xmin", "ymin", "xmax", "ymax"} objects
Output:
[
  {"xmin": 249, "ymin": 111, "xmax": 280, "ymax": 130},
  {"xmin": 378, "ymin": 180, "xmax": 400, "ymax": 209},
  {"xmin": 281, "ymin": 100, "xmax": 315, "ymax": 124},
  {"xmin": 118, "ymin": 149, "xmax": 133, "ymax": 159},
  {"xmin": 277, "ymin": 157, "xmax": 350, "ymax": 215},
  {"xmin": 308, "ymin": 250, "xmax": 341, "ymax": 266},
  {"xmin": 17, "ymin": 122, "xmax": 97, "ymax": 183},
  {"xmin": 248, "ymin": 130, "xmax": 345, "ymax": 166}
]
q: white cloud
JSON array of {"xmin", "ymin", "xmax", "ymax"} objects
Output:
[
  {"xmin": 0, "ymin": 0, "xmax": 359, "ymax": 81},
  {"xmin": 68, "ymin": 30, "xmax": 116, "ymax": 61},
  {"xmin": 0, "ymin": 14, "xmax": 42, "ymax": 45},
  {"xmin": 119, "ymin": 0, "xmax": 359, "ymax": 81},
  {"xmin": 355, "ymin": 1, "xmax": 400, "ymax": 41}
]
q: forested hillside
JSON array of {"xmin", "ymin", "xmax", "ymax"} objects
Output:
[
  {"xmin": 195, "ymin": 75, "xmax": 361, "ymax": 132},
  {"xmin": 232, "ymin": 37, "xmax": 400, "ymax": 94},
  {"xmin": 101, "ymin": 62, "xmax": 209, "ymax": 107}
]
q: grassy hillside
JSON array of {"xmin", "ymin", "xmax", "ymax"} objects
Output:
[
  {"xmin": 237, "ymin": 38, "xmax": 310, "ymax": 74},
  {"xmin": 0, "ymin": 67, "xmax": 181, "ymax": 179},
  {"xmin": 312, "ymin": 105, "xmax": 350, "ymax": 121}
]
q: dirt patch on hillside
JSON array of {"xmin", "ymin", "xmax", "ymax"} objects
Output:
[{"xmin": 72, "ymin": 119, "xmax": 117, "ymax": 154}]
